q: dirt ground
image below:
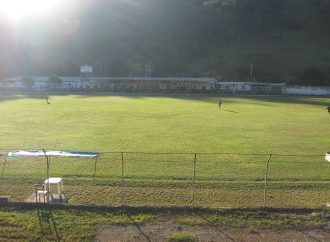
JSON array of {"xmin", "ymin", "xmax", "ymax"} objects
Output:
[{"xmin": 95, "ymin": 218, "xmax": 330, "ymax": 242}]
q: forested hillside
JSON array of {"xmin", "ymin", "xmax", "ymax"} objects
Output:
[{"xmin": 1, "ymin": 0, "xmax": 330, "ymax": 85}]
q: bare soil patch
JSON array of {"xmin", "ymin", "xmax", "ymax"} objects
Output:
[{"xmin": 95, "ymin": 218, "xmax": 330, "ymax": 242}]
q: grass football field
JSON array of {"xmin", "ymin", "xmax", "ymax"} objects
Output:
[
  {"xmin": 0, "ymin": 94, "xmax": 329, "ymax": 208},
  {"xmin": 1, "ymin": 94, "xmax": 329, "ymax": 153}
]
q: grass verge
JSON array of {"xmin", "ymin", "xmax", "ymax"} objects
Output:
[{"xmin": 0, "ymin": 205, "xmax": 328, "ymax": 241}]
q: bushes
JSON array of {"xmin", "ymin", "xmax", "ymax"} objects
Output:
[
  {"xmin": 301, "ymin": 67, "xmax": 327, "ymax": 86},
  {"xmin": 288, "ymin": 67, "xmax": 328, "ymax": 86}
]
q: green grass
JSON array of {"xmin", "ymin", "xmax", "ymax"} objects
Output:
[
  {"xmin": 0, "ymin": 206, "xmax": 157, "ymax": 241},
  {"xmin": 167, "ymin": 232, "xmax": 197, "ymax": 242},
  {"xmin": 0, "ymin": 94, "xmax": 329, "ymax": 153},
  {"xmin": 0, "ymin": 206, "xmax": 328, "ymax": 241},
  {"xmin": 0, "ymin": 94, "xmax": 329, "ymax": 208}
]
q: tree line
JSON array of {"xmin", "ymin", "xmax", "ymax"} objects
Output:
[{"xmin": 0, "ymin": 0, "xmax": 329, "ymax": 85}]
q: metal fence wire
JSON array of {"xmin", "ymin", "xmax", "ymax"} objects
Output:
[{"xmin": 0, "ymin": 151, "xmax": 329, "ymax": 208}]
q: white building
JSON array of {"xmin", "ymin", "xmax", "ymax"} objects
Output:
[
  {"xmin": 1, "ymin": 76, "xmax": 217, "ymax": 93},
  {"xmin": 286, "ymin": 86, "xmax": 330, "ymax": 96},
  {"xmin": 2, "ymin": 75, "xmax": 329, "ymax": 95},
  {"xmin": 0, "ymin": 76, "xmax": 83, "ymax": 91},
  {"xmin": 216, "ymin": 81, "xmax": 286, "ymax": 95}
]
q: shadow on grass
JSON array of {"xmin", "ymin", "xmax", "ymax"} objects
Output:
[
  {"xmin": 37, "ymin": 207, "xmax": 60, "ymax": 241},
  {"xmin": 222, "ymin": 109, "xmax": 239, "ymax": 114},
  {"xmin": 197, "ymin": 213, "xmax": 236, "ymax": 242},
  {"xmin": 239, "ymin": 95, "xmax": 329, "ymax": 106},
  {"xmin": 0, "ymin": 92, "xmax": 329, "ymax": 106},
  {"xmin": 299, "ymin": 230, "xmax": 324, "ymax": 242},
  {"xmin": 127, "ymin": 213, "xmax": 152, "ymax": 242}
]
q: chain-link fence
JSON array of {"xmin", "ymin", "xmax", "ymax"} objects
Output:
[{"xmin": 1, "ymin": 150, "xmax": 329, "ymax": 208}]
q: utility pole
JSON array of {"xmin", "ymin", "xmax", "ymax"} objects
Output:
[
  {"xmin": 145, "ymin": 62, "xmax": 152, "ymax": 77},
  {"xmin": 148, "ymin": 62, "xmax": 152, "ymax": 77},
  {"xmin": 250, "ymin": 64, "xmax": 253, "ymax": 82}
]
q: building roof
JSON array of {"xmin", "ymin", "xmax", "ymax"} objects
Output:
[
  {"xmin": 4, "ymin": 76, "xmax": 217, "ymax": 83},
  {"xmin": 216, "ymin": 81, "xmax": 258, "ymax": 85},
  {"xmin": 216, "ymin": 81, "xmax": 285, "ymax": 86},
  {"xmin": 95, "ymin": 77, "xmax": 217, "ymax": 83}
]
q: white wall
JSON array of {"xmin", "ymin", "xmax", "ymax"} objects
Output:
[
  {"xmin": 286, "ymin": 86, "xmax": 330, "ymax": 96},
  {"xmin": 218, "ymin": 83, "xmax": 251, "ymax": 92}
]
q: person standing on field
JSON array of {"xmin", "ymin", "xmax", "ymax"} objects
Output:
[
  {"xmin": 45, "ymin": 92, "xmax": 50, "ymax": 104},
  {"xmin": 218, "ymin": 97, "xmax": 222, "ymax": 109},
  {"xmin": 327, "ymin": 106, "xmax": 330, "ymax": 115}
]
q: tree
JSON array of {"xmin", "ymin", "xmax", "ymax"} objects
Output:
[
  {"xmin": 48, "ymin": 75, "xmax": 62, "ymax": 86},
  {"xmin": 20, "ymin": 76, "xmax": 35, "ymax": 89},
  {"xmin": 233, "ymin": 0, "xmax": 285, "ymax": 33},
  {"xmin": 301, "ymin": 68, "xmax": 326, "ymax": 86}
]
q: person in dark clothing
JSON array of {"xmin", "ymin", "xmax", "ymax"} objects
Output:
[
  {"xmin": 218, "ymin": 97, "xmax": 222, "ymax": 109},
  {"xmin": 327, "ymin": 106, "xmax": 330, "ymax": 114},
  {"xmin": 45, "ymin": 92, "xmax": 50, "ymax": 104}
]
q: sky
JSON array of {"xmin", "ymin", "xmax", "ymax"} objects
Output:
[{"xmin": 0, "ymin": 0, "xmax": 84, "ymax": 77}]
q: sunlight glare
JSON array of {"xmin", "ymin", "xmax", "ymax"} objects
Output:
[{"xmin": 0, "ymin": 0, "xmax": 64, "ymax": 20}]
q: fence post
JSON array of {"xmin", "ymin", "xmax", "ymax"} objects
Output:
[
  {"xmin": 121, "ymin": 152, "xmax": 124, "ymax": 206},
  {"xmin": 192, "ymin": 153, "xmax": 197, "ymax": 207},
  {"xmin": 42, "ymin": 149, "xmax": 50, "ymax": 203},
  {"xmin": 93, "ymin": 157, "xmax": 98, "ymax": 182},
  {"xmin": 263, "ymin": 154, "xmax": 272, "ymax": 208},
  {"xmin": 1, "ymin": 157, "xmax": 6, "ymax": 178}
]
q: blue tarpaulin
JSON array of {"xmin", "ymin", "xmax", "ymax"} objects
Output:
[{"xmin": 6, "ymin": 150, "xmax": 99, "ymax": 158}]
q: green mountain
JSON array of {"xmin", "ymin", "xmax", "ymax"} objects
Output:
[{"xmin": 1, "ymin": 0, "xmax": 330, "ymax": 85}]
